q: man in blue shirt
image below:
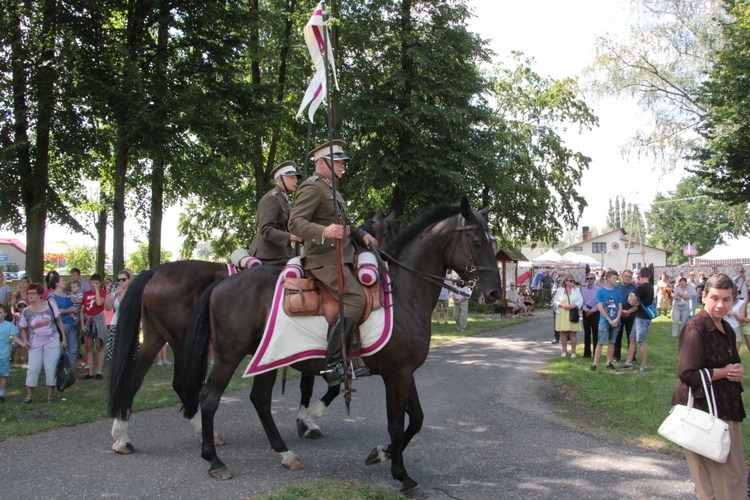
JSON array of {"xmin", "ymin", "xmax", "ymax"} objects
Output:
[
  {"xmin": 580, "ymin": 273, "xmax": 600, "ymax": 357},
  {"xmin": 590, "ymin": 270, "xmax": 622, "ymax": 372},
  {"xmin": 614, "ymin": 269, "xmax": 638, "ymax": 362}
]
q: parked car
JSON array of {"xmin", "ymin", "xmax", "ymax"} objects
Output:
[{"xmin": 3, "ymin": 272, "xmax": 18, "ymax": 281}]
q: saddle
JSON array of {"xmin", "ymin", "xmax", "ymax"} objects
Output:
[{"xmin": 282, "ymin": 254, "xmax": 384, "ymax": 326}]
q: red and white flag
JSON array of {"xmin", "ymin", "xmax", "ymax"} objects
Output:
[{"xmin": 296, "ymin": 2, "xmax": 339, "ymax": 122}]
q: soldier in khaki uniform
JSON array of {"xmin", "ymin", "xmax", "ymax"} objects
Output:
[
  {"xmin": 289, "ymin": 140, "xmax": 377, "ymax": 385},
  {"xmin": 249, "ymin": 161, "xmax": 303, "ymax": 267}
]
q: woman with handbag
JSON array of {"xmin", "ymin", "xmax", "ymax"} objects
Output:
[
  {"xmin": 16, "ymin": 282, "xmax": 68, "ymax": 404},
  {"xmin": 672, "ymin": 273, "xmax": 745, "ymax": 500},
  {"xmin": 553, "ymin": 273, "xmax": 583, "ymax": 358}
]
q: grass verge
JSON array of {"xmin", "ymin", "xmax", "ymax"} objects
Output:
[{"xmin": 539, "ymin": 314, "xmax": 750, "ymax": 462}]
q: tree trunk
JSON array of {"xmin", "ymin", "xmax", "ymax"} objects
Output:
[
  {"xmin": 148, "ymin": 3, "xmax": 170, "ymax": 269},
  {"xmin": 95, "ymin": 202, "xmax": 107, "ymax": 278},
  {"xmin": 249, "ymin": 0, "xmax": 266, "ymax": 206},
  {"xmin": 113, "ymin": 126, "xmax": 128, "ymax": 274},
  {"xmin": 391, "ymin": 0, "xmax": 413, "ymax": 218}
]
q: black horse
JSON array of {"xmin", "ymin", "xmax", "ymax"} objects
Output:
[
  {"xmin": 180, "ymin": 198, "xmax": 502, "ymax": 497},
  {"xmin": 107, "ymin": 213, "xmax": 396, "ymax": 453}
]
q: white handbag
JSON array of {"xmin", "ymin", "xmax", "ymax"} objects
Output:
[{"xmin": 658, "ymin": 368, "xmax": 731, "ymax": 463}]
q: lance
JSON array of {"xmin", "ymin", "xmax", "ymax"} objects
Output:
[{"xmin": 320, "ymin": 0, "xmax": 352, "ymax": 415}]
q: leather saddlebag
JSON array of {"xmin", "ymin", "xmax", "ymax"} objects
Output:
[{"xmin": 283, "ymin": 278, "xmax": 321, "ymax": 316}]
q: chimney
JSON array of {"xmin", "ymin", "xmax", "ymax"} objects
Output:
[{"xmin": 582, "ymin": 226, "xmax": 591, "ymax": 241}]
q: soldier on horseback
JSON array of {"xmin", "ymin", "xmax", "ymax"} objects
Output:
[
  {"xmin": 289, "ymin": 140, "xmax": 376, "ymax": 386},
  {"xmin": 248, "ymin": 161, "xmax": 304, "ymax": 267}
]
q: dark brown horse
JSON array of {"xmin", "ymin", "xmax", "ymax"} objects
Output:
[
  {"xmin": 107, "ymin": 214, "xmax": 396, "ymax": 453},
  {"xmin": 180, "ymin": 198, "xmax": 502, "ymax": 497}
]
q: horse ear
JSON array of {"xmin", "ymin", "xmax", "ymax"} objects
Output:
[
  {"xmin": 479, "ymin": 205, "xmax": 489, "ymax": 219},
  {"xmin": 384, "ymin": 211, "xmax": 396, "ymax": 226},
  {"xmin": 460, "ymin": 197, "xmax": 472, "ymax": 218}
]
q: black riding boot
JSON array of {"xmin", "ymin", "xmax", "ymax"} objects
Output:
[{"xmin": 322, "ymin": 319, "xmax": 369, "ymax": 387}]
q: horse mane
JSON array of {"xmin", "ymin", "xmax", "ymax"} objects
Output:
[{"xmin": 388, "ymin": 205, "xmax": 462, "ymax": 257}]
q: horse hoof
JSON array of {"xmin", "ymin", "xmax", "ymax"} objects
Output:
[
  {"xmin": 365, "ymin": 445, "xmax": 387, "ymax": 466},
  {"xmin": 208, "ymin": 466, "xmax": 233, "ymax": 480},
  {"xmin": 213, "ymin": 436, "xmax": 226, "ymax": 447},
  {"xmin": 305, "ymin": 428, "xmax": 324, "ymax": 439},
  {"xmin": 280, "ymin": 451, "xmax": 305, "ymax": 470},
  {"xmin": 114, "ymin": 443, "xmax": 136, "ymax": 455},
  {"xmin": 401, "ymin": 484, "xmax": 425, "ymax": 499},
  {"xmin": 296, "ymin": 419, "xmax": 307, "ymax": 438}
]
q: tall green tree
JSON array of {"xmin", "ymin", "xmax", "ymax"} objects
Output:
[
  {"xmin": 0, "ymin": 0, "xmax": 88, "ymax": 282},
  {"xmin": 692, "ymin": 1, "xmax": 750, "ymax": 206},
  {"xmin": 646, "ymin": 175, "xmax": 750, "ymax": 263},
  {"xmin": 341, "ymin": 0, "xmax": 492, "ymax": 219},
  {"xmin": 607, "ymin": 195, "xmax": 646, "ymax": 232},
  {"xmin": 479, "ymin": 54, "xmax": 598, "ymax": 245}
]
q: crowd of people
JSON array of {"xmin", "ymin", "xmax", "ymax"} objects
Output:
[{"xmin": 0, "ymin": 267, "xmax": 171, "ymax": 404}]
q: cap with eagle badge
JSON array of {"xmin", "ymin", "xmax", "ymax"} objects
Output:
[
  {"xmin": 271, "ymin": 160, "xmax": 301, "ymax": 179},
  {"xmin": 309, "ymin": 139, "xmax": 350, "ymax": 162}
]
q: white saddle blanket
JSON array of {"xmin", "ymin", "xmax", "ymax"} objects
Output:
[{"xmin": 243, "ymin": 269, "xmax": 393, "ymax": 378}]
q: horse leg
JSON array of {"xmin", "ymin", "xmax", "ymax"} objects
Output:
[
  {"xmin": 296, "ymin": 374, "xmax": 338, "ymax": 439},
  {"xmin": 366, "ymin": 379, "xmax": 423, "ymax": 465},
  {"xmin": 199, "ymin": 360, "xmax": 237, "ymax": 480},
  {"xmin": 250, "ymin": 370, "xmax": 304, "ymax": 470},
  {"xmin": 366, "ymin": 374, "xmax": 424, "ymax": 498},
  {"xmin": 111, "ymin": 333, "xmax": 164, "ymax": 454}
]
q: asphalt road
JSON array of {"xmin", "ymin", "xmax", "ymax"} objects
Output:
[{"xmin": 0, "ymin": 312, "xmax": 694, "ymax": 499}]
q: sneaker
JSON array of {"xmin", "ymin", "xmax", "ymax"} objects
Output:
[
  {"xmin": 620, "ymin": 363, "xmax": 634, "ymax": 370},
  {"xmin": 606, "ymin": 363, "xmax": 616, "ymax": 371},
  {"xmin": 95, "ymin": 373, "xmax": 103, "ymax": 380},
  {"xmin": 162, "ymin": 359, "xmax": 172, "ymax": 366},
  {"xmin": 640, "ymin": 366, "xmax": 649, "ymax": 372},
  {"xmin": 560, "ymin": 352, "xmax": 567, "ymax": 358},
  {"xmin": 589, "ymin": 365, "xmax": 597, "ymax": 372},
  {"xmin": 570, "ymin": 353, "xmax": 577, "ymax": 359},
  {"xmin": 157, "ymin": 359, "xmax": 163, "ymax": 366}
]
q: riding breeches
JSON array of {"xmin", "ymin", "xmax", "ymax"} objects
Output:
[{"xmin": 310, "ymin": 265, "xmax": 366, "ymax": 323}]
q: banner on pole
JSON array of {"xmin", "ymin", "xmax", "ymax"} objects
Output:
[{"xmin": 296, "ymin": 2, "xmax": 339, "ymax": 122}]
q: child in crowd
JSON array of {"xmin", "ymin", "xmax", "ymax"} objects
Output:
[
  {"xmin": 0, "ymin": 303, "xmax": 21, "ymax": 403},
  {"xmin": 68, "ymin": 280, "xmax": 84, "ymax": 325}
]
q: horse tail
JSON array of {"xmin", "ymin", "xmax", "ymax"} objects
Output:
[
  {"xmin": 180, "ymin": 279, "xmax": 222, "ymax": 419},
  {"xmin": 108, "ymin": 268, "xmax": 156, "ymax": 420}
]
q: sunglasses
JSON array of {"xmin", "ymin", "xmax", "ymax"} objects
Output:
[
  {"xmin": 586, "ymin": 278, "xmax": 595, "ymax": 281},
  {"xmin": 117, "ymin": 278, "xmax": 128, "ymax": 282}
]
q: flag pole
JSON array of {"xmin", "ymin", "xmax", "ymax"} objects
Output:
[
  {"xmin": 303, "ymin": 119, "xmax": 312, "ymax": 179},
  {"xmin": 320, "ymin": 0, "xmax": 351, "ymax": 410}
]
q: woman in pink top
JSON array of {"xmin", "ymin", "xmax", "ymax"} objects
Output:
[{"xmin": 16, "ymin": 282, "xmax": 67, "ymax": 404}]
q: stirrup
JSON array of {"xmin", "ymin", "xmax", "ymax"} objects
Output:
[{"xmin": 321, "ymin": 363, "xmax": 344, "ymax": 387}]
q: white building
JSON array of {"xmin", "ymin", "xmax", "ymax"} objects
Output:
[{"xmin": 562, "ymin": 227, "xmax": 669, "ymax": 272}]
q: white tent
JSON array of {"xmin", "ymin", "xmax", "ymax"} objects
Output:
[
  {"xmin": 694, "ymin": 237, "xmax": 750, "ymax": 266},
  {"xmin": 562, "ymin": 252, "xmax": 601, "ymax": 267},
  {"xmin": 531, "ymin": 249, "xmax": 570, "ymax": 266}
]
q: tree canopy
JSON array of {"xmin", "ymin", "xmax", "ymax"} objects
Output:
[
  {"xmin": 1, "ymin": 0, "xmax": 598, "ymax": 268},
  {"xmin": 645, "ymin": 175, "xmax": 750, "ymax": 264},
  {"xmin": 691, "ymin": 0, "xmax": 750, "ymax": 206}
]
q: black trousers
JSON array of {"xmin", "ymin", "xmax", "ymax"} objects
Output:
[
  {"xmin": 614, "ymin": 312, "xmax": 636, "ymax": 361},
  {"xmin": 582, "ymin": 311, "xmax": 600, "ymax": 357}
]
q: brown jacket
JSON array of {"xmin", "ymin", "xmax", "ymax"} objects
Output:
[
  {"xmin": 249, "ymin": 186, "xmax": 295, "ymax": 266},
  {"xmin": 288, "ymin": 175, "xmax": 368, "ymax": 272},
  {"xmin": 672, "ymin": 309, "xmax": 745, "ymax": 422}
]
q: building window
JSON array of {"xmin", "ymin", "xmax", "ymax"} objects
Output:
[
  {"xmin": 573, "ymin": 246, "xmax": 583, "ymax": 252},
  {"xmin": 592, "ymin": 242, "xmax": 607, "ymax": 254},
  {"xmin": 632, "ymin": 263, "xmax": 643, "ymax": 270}
]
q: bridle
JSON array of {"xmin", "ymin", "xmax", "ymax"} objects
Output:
[{"xmin": 373, "ymin": 213, "xmax": 492, "ymax": 297}]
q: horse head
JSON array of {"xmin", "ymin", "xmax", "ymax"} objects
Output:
[
  {"xmin": 450, "ymin": 197, "xmax": 503, "ymax": 302},
  {"xmin": 361, "ymin": 211, "xmax": 398, "ymax": 249}
]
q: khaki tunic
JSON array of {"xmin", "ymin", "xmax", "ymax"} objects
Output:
[
  {"xmin": 289, "ymin": 175, "xmax": 369, "ymax": 322},
  {"xmin": 249, "ymin": 186, "xmax": 295, "ymax": 267}
]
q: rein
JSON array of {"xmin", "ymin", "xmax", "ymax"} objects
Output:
[{"xmin": 369, "ymin": 214, "xmax": 488, "ymax": 297}]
